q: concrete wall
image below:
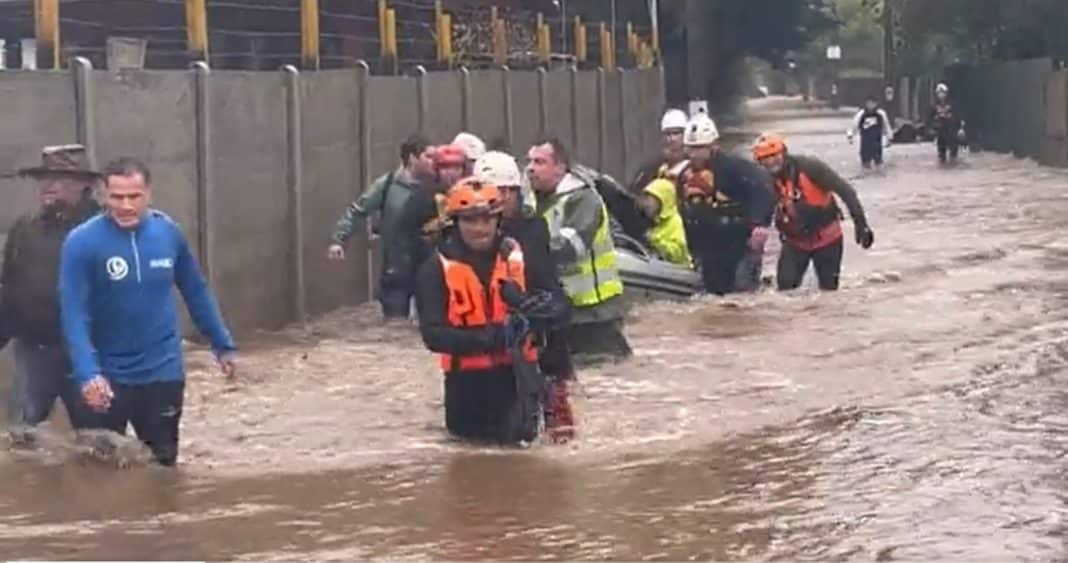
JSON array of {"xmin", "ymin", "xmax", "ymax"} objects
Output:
[
  {"xmin": 1042, "ymin": 72, "xmax": 1068, "ymax": 167},
  {"xmin": 0, "ymin": 64, "xmax": 665, "ymax": 342}
]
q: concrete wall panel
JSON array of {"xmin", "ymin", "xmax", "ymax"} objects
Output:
[
  {"xmin": 209, "ymin": 71, "xmax": 291, "ymax": 332},
  {"xmin": 92, "ymin": 71, "xmax": 199, "ymax": 254},
  {"xmin": 466, "ymin": 70, "xmax": 507, "ymax": 148},
  {"xmin": 0, "ymin": 73, "xmax": 79, "ymax": 238},
  {"xmin": 621, "ymin": 71, "xmax": 646, "ymax": 182},
  {"xmin": 510, "ymin": 72, "xmax": 541, "ymax": 156},
  {"xmin": 544, "ymin": 71, "xmax": 574, "ymax": 153},
  {"xmin": 423, "ymin": 72, "xmax": 463, "ymax": 144},
  {"xmin": 637, "ymin": 69, "xmax": 662, "ymax": 173},
  {"xmin": 367, "ymin": 76, "xmax": 419, "ymax": 177},
  {"xmin": 300, "ymin": 69, "xmax": 369, "ymax": 316},
  {"xmin": 574, "ymin": 72, "xmax": 599, "ymax": 170},
  {"xmin": 602, "ymin": 72, "xmax": 625, "ymax": 183}
]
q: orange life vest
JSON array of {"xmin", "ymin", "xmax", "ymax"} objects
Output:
[
  {"xmin": 438, "ymin": 244, "xmax": 538, "ymax": 373},
  {"xmin": 775, "ymin": 171, "xmax": 843, "ymax": 250},
  {"xmin": 680, "ymin": 166, "xmax": 744, "ymax": 219}
]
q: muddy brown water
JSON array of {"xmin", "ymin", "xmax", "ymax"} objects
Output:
[{"xmin": 4, "ymin": 99, "xmax": 1068, "ymax": 560}]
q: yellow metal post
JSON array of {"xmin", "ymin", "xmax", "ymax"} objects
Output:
[
  {"xmin": 385, "ymin": 9, "xmax": 397, "ymax": 57},
  {"xmin": 600, "ymin": 22, "xmax": 610, "ymax": 69},
  {"xmin": 384, "ymin": 8, "xmax": 398, "ymax": 74},
  {"xmin": 442, "ymin": 13, "xmax": 453, "ymax": 67},
  {"xmin": 36, "ymin": 0, "xmax": 60, "ymax": 69},
  {"xmin": 574, "ymin": 16, "xmax": 586, "ymax": 63},
  {"xmin": 378, "ymin": 0, "xmax": 387, "ymax": 57},
  {"xmin": 434, "ymin": 0, "xmax": 444, "ymax": 62},
  {"xmin": 540, "ymin": 24, "xmax": 551, "ymax": 64},
  {"xmin": 492, "ymin": 11, "xmax": 507, "ymax": 66},
  {"xmin": 300, "ymin": 0, "xmax": 320, "ymax": 69},
  {"xmin": 185, "ymin": 0, "xmax": 209, "ymax": 62}
]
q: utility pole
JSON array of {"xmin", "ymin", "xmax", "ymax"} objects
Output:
[{"xmin": 882, "ymin": 0, "xmax": 896, "ymax": 86}]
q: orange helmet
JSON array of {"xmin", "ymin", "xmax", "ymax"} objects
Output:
[
  {"xmin": 445, "ymin": 178, "xmax": 502, "ymax": 217},
  {"xmin": 752, "ymin": 133, "xmax": 787, "ymax": 160},
  {"xmin": 434, "ymin": 143, "xmax": 468, "ymax": 169}
]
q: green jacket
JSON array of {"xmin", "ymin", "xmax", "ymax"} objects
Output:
[{"xmin": 643, "ymin": 178, "xmax": 692, "ymax": 267}]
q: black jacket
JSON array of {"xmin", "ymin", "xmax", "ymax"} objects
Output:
[
  {"xmin": 416, "ymin": 228, "xmax": 569, "ymax": 374},
  {"xmin": 502, "ymin": 214, "xmax": 573, "ymax": 378},
  {"xmin": 0, "ymin": 193, "xmax": 100, "ymax": 348},
  {"xmin": 709, "ymin": 152, "xmax": 777, "ymax": 227}
]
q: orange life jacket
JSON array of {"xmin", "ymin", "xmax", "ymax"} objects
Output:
[
  {"xmin": 680, "ymin": 166, "xmax": 744, "ymax": 219},
  {"xmin": 438, "ymin": 244, "xmax": 538, "ymax": 373},
  {"xmin": 775, "ymin": 170, "xmax": 843, "ymax": 250}
]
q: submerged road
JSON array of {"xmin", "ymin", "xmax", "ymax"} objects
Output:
[{"xmin": 3, "ymin": 99, "xmax": 1068, "ymax": 560}]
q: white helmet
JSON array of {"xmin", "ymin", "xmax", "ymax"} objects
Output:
[
  {"xmin": 473, "ymin": 150, "xmax": 522, "ymax": 187},
  {"xmin": 660, "ymin": 109, "xmax": 689, "ymax": 132},
  {"xmin": 935, "ymin": 82, "xmax": 949, "ymax": 95},
  {"xmin": 684, "ymin": 113, "xmax": 719, "ymax": 146},
  {"xmin": 452, "ymin": 132, "xmax": 486, "ymax": 161}
]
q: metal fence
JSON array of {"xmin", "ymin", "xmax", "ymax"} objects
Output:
[
  {"xmin": 0, "ymin": 0, "xmax": 655, "ymax": 72},
  {"xmin": 889, "ymin": 58, "xmax": 1055, "ymax": 162},
  {"xmin": 0, "ymin": 61, "xmax": 665, "ymax": 334}
]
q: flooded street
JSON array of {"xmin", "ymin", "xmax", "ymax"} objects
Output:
[{"xmin": 5, "ymin": 100, "xmax": 1068, "ymax": 560}]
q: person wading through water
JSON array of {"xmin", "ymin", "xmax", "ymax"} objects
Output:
[
  {"xmin": 473, "ymin": 150, "xmax": 576, "ymax": 443},
  {"xmin": 1, "ymin": 144, "xmax": 102, "ymax": 444},
  {"xmin": 752, "ymin": 133, "xmax": 875, "ymax": 291},
  {"xmin": 416, "ymin": 178, "xmax": 569, "ymax": 445}
]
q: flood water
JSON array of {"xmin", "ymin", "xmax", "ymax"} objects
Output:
[{"xmin": 4, "ymin": 99, "xmax": 1068, "ymax": 560}]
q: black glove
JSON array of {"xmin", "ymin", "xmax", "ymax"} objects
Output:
[
  {"xmin": 499, "ymin": 279, "xmax": 525, "ymax": 309},
  {"xmin": 504, "ymin": 313, "xmax": 531, "ymax": 349},
  {"xmin": 855, "ymin": 223, "xmax": 875, "ymax": 249}
]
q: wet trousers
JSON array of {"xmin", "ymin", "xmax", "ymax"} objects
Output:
[
  {"xmin": 860, "ymin": 137, "xmax": 884, "ymax": 167},
  {"xmin": 937, "ymin": 136, "xmax": 960, "ymax": 163},
  {"xmin": 695, "ymin": 226, "xmax": 750, "ymax": 296},
  {"xmin": 776, "ymin": 237, "xmax": 844, "ymax": 291},
  {"xmin": 444, "ymin": 369, "xmax": 538, "ymax": 444},
  {"xmin": 98, "ymin": 380, "xmax": 185, "ymax": 466},
  {"xmin": 10, "ymin": 339, "xmax": 96, "ymax": 430},
  {"xmin": 566, "ymin": 320, "xmax": 632, "ymax": 363},
  {"xmin": 734, "ymin": 245, "xmax": 765, "ymax": 293}
]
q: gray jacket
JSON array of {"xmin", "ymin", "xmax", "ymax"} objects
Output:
[{"xmin": 332, "ymin": 167, "xmax": 422, "ymax": 272}]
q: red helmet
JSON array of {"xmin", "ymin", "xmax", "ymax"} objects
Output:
[
  {"xmin": 445, "ymin": 178, "xmax": 502, "ymax": 218},
  {"xmin": 434, "ymin": 144, "xmax": 468, "ymax": 169}
]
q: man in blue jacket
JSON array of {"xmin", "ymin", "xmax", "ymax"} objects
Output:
[{"xmin": 59, "ymin": 158, "xmax": 237, "ymax": 466}]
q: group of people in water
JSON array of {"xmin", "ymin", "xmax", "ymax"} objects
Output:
[
  {"xmin": 0, "ymin": 84, "xmax": 965, "ymax": 462},
  {"xmin": 318, "ymin": 93, "xmax": 897, "ymax": 445}
]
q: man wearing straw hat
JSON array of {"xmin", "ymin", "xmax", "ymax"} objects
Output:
[{"xmin": 1, "ymin": 144, "xmax": 102, "ymax": 443}]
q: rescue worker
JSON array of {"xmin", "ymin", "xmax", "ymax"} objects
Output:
[
  {"xmin": 637, "ymin": 178, "xmax": 692, "ymax": 266},
  {"xmin": 928, "ymin": 83, "xmax": 966, "ymax": 164},
  {"xmin": 415, "ymin": 178, "xmax": 568, "ymax": 445},
  {"xmin": 629, "ymin": 108, "xmax": 690, "ymax": 195},
  {"xmin": 0, "ymin": 145, "xmax": 102, "ymax": 443},
  {"xmin": 752, "ymin": 133, "xmax": 875, "ymax": 291},
  {"xmin": 849, "ymin": 94, "xmax": 892, "ymax": 169},
  {"xmin": 526, "ymin": 138, "xmax": 631, "ymax": 362},
  {"xmin": 680, "ymin": 114, "xmax": 775, "ymax": 295},
  {"xmin": 408, "ymin": 144, "xmax": 470, "ymax": 267},
  {"xmin": 474, "ymin": 151, "xmax": 575, "ymax": 443},
  {"xmin": 328, "ymin": 134, "xmax": 435, "ymax": 319},
  {"xmin": 452, "ymin": 132, "xmax": 487, "ymax": 175}
]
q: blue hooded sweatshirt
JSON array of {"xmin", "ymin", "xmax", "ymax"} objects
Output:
[{"xmin": 59, "ymin": 210, "xmax": 236, "ymax": 386}]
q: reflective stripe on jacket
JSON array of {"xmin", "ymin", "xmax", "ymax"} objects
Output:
[{"xmin": 540, "ymin": 175, "xmax": 624, "ymax": 307}]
